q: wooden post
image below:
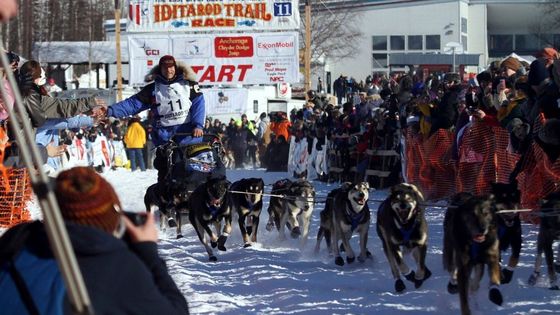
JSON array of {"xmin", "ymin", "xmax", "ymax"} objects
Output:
[
  {"xmin": 115, "ymin": 0, "xmax": 123, "ymax": 101},
  {"xmin": 304, "ymin": 0, "xmax": 311, "ymax": 94}
]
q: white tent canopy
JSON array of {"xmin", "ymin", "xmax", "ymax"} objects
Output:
[{"xmin": 32, "ymin": 41, "xmax": 128, "ymax": 64}]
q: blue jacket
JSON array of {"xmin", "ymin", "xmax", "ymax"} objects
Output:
[
  {"xmin": 108, "ymin": 66, "xmax": 204, "ymax": 146},
  {"xmin": 0, "ymin": 221, "xmax": 189, "ymax": 315}
]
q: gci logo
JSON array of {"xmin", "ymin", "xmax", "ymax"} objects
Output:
[{"xmin": 145, "ymin": 49, "xmax": 160, "ymax": 56}]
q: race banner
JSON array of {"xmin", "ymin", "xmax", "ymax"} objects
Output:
[
  {"xmin": 128, "ymin": 32, "xmax": 299, "ymax": 85},
  {"xmin": 205, "ymin": 88, "xmax": 248, "ymax": 116},
  {"xmin": 127, "ymin": 0, "xmax": 300, "ymax": 32}
]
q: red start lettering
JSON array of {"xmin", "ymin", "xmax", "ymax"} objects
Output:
[
  {"xmin": 191, "ymin": 64, "xmax": 253, "ymax": 83},
  {"xmin": 145, "ymin": 49, "xmax": 160, "ymax": 56}
]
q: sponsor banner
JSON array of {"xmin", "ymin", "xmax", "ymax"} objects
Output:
[
  {"xmin": 128, "ymin": 32, "xmax": 299, "ymax": 85},
  {"xmin": 127, "ymin": 0, "xmax": 299, "ymax": 32},
  {"xmin": 204, "ymin": 88, "xmax": 248, "ymax": 116}
]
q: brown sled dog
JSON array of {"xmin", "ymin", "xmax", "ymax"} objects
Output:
[
  {"xmin": 315, "ymin": 182, "xmax": 371, "ymax": 266},
  {"xmin": 443, "ymin": 192, "xmax": 503, "ymax": 315},
  {"xmin": 376, "ymin": 183, "xmax": 431, "ymax": 293}
]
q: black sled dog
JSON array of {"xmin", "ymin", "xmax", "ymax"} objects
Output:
[
  {"xmin": 528, "ymin": 191, "xmax": 560, "ymax": 290},
  {"xmin": 144, "ymin": 179, "xmax": 190, "ymax": 238},
  {"xmin": 376, "ymin": 183, "xmax": 431, "ymax": 293},
  {"xmin": 188, "ymin": 177, "xmax": 231, "ymax": 261},
  {"xmin": 229, "ymin": 178, "xmax": 265, "ymax": 247},
  {"xmin": 491, "ymin": 182, "xmax": 522, "ymax": 284},
  {"xmin": 443, "ymin": 192, "xmax": 503, "ymax": 315}
]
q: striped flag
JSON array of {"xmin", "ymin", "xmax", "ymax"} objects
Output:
[{"xmin": 129, "ymin": 3, "xmax": 141, "ymax": 25}]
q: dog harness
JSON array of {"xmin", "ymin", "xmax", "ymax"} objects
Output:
[
  {"xmin": 400, "ymin": 220, "xmax": 417, "ymax": 243},
  {"xmin": 344, "ymin": 199, "xmax": 368, "ymax": 232},
  {"xmin": 380, "ymin": 200, "xmax": 418, "ymax": 243},
  {"xmin": 207, "ymin": 203, "xmax": 220, "ymax": 219},
  {"xmin": 497, "ymin": 224, "xmax": 506, "ymax": 239},
  {"xmin": 242, "ymin": 198, "xmax": 254, "ymax": 211},
  {"xmin": 470, "ymin": 242, "xmax": 483, "ymax": 262}
]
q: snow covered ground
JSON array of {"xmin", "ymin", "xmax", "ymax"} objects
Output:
[{"xmin": 31, "ymin": 168, "xmax": 560, "ymax": 314}]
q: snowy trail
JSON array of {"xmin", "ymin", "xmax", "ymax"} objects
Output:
[{"xmin": 26, "ymin": 168, "xmax": 560, "ymax": 314}]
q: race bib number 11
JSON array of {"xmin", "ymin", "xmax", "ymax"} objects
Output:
[{"xmin": 155, "ymin": 82, "xmax": 192, "ymax": 127}]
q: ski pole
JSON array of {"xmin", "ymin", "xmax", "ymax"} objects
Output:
[{"xmin": 0, "ymin": 47, "xmax": 94, "ymax": 314}]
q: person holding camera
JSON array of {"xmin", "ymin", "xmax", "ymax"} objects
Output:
[
  {"xmin": 0, "ymin": 167, "xmax": 189, "ymax": 314},
  {"xmin": 429, "ymin": 72, "xmax": 461, "ymax": 135}
]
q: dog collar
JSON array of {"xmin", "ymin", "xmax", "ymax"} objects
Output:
[{"xmin": 345, "ymin": 199, "xmax": 368, "ymax": 232}]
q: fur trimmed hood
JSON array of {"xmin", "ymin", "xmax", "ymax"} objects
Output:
[{"xmin": 144, "ymin": 61, "xmax": 197, "ymax": 83}]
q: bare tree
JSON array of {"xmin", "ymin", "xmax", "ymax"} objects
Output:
[
  {"xmin": 300, "ymin": 0, "xmax": 364, "ymax": 70},
  {"xmin": 0, "ymin": 0, "xmax": 114, "ymax": 59},
  {"xmin": 529, "ymin": 1, "xmax": 560, "ymax": 48}
]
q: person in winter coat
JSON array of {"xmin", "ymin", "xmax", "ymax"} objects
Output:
[
  {"xmin": 44, "ymin": 78, "xmax": 62, "ymax": 96},
  {"xmin": 256, "ymin": 112, "xmax": 271, "ymax": 166},
  {"xmin": 4, "ymin": 60, "xmax": 104, "ymax": 167},
  {"xmin": 269, "ymin": 112, "xmax": 291, "ymax": 141},
  {"xmin": 124, "ymin": 117, "xmax": 147, "ymax": 172},
  {"xmin": 17, "ymin": 60, "xmax": 104, "ymax": 129},
  {"xmin": 105, "ymin": 55, "xmax": 205, "ymax": 182},
  {"xmin": 0, "ymin": 167, "xmax": 189, "ymax": 314},
  {"xmin": 229, "ymin": 120, "xmax": 248, "ymax": 168},
  {"xmin": 265, "ymin": 135, "xmax": 290, "ymax": 172},
  {"xmin": 430, "ymin": 72, "xmax": 461, "ymax": 135}
]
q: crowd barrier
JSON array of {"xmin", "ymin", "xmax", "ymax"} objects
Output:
[
  {"xmin": 0, "ymin": 167, "xmax": 32, "ymax": 227},
  {"xmin": 516, "ymin": 141, "xmax": 560, "ymax": 223},
  {"xmin": 405, "ymin": 123, "xmax": 519, "ymax": 201},
  {"xmin": 402, "ymin": 119, "xmax": 560, "ymax": 223}
]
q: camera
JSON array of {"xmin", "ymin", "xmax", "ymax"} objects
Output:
[
  {"xmin": 466, "ymin": 105, "xmax": 477, "ymax": 115},
  {"xmin": 123, "ymin": 211, "xmax": 148, "ymax": 226}
]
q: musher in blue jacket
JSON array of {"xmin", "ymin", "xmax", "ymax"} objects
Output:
[{"xmin": 106, "ymin": 55, "xmax": 205, "ymax": 182}]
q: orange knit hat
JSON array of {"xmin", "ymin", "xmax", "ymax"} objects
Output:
[{"xmin": 54, "ymin": 167, "xmax": 121, "ymax": 233}]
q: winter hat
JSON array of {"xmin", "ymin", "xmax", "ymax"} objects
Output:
[
  {"xmin": 159, "ymin": 55, "xmax": 176, "ymax": 68},
  {"xmin": 538, "ymin": 119, "xmax": 560, "ymax": 146},
  {"xmin": 476, "ymin": 71, "xmax": 492, "ymax": 84},
  {"xmin": 55, "ymin": 167, "xmax": 121, "ymax": 234},
  {"xmin": 536, "ymin": 47, "xmax": 559, "ymax": 62},
  {"xmin": 500, "ymin": 57, "xmax": 522, "ymax": 72},
  {"xmin": 6, "ymin": 51, "xmax": 19, "ymax": 64}
]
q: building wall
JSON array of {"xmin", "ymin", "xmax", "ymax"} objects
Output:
[
  {"xmin": 467, "ymin": 3, "xmax": 488, "ymax": 67},
  {"xmin": 323, "ymin": 0, "xmax": 556, "ymax": 83}
]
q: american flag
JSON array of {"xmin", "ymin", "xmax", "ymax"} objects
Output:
[{"xmin": 129, "ymin": 3, "xmax": 141, "ymax": 25}]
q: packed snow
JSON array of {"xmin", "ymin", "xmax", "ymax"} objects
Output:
[{"xmin": 28, "ymin": 168, "xmax": 560, "ymax": 314}]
